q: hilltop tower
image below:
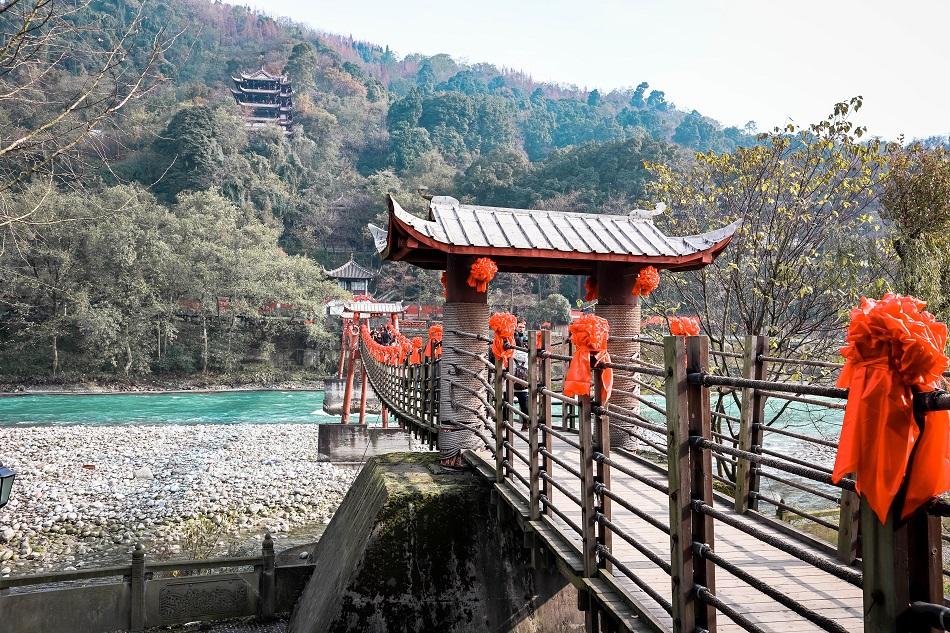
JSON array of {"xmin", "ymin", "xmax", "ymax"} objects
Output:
[{"xmin": 230, "ymin": 54, "xmax": 293, "ymax": 134}]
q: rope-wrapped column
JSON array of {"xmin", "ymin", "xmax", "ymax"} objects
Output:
[
  {"xmin": 439, "ymin": 255, "xmax": 490, "ymax": 465},
  {"xmin": 439, "ymin": 303, "xmax": 490, "ymax": 461},
  {"xmin": 595, "ymin": 263, "xmax": 641, "ymax": 451}
]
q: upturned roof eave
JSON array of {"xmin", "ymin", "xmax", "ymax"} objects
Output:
[{"xmin": 379, "ymin": 194, "xmax": 738, "ymax": 274}]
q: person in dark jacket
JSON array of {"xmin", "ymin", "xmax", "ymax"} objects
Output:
[{"xmin": 514, "ymin": 318, "xmax": 528, "ymax": 349}]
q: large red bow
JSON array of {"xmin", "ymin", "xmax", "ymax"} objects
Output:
[
  {"xmin": 833, "ymin": 293, "xmax": 950, "ymax": 521},
  {"xmin": 563, "ymin": 314, "xmax": 613, "ymax": 403}
]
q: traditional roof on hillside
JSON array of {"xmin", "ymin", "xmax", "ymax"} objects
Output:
[
  {"xmin": 326, "ymin": 256, "xmax": 375, "ymax": 280},
  {"xmin": 231, "ymin": 67, "xmax": 290, "ymax": 83},
  {"xmin": 344, "ymin": 300, "xmax": 403, "ymax": 316},
  {"xmin": 369, "ymin": 195, "xmax": 739, "ymax": 274}
]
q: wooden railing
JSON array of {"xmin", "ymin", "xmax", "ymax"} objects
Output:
[
  {"xmin": 364, "ymin": 328, "xmax": 949, "ymax": 633},
  {"xmin": 359, "ymin": 336, "xmax": 440, "ymax": 444},
  {"xmin": 0, "ymin": 534, "xmax": 313, "ymax": 633}
]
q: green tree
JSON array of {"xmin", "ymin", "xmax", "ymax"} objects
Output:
[
  {"xmin": 152, "ymin": 106, "xmax": 230, "ymax": 202},
  {"xmin": 646, "ymin": 97, "xmax": 889, "ymax": 364},
  {"xmin": 284, "ymin": 43, "xmax": 319, "ymax": 93},
  {"xmin": 881, "ymin": 143, "xmax": 950, "ymax": 318},
  {"xmin": 388, "ymin": 126, "xmax": 433, "ymax": 171},
  {"xmin": 630, "ymin": 82, "xmax": 649, "ymax": 108}
]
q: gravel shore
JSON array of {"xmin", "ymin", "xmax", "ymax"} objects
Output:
[{"xmin": 0, "ymin": 424, "xmax": 354, "ymax": 576}]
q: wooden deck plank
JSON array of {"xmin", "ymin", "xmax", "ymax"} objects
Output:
[{"xmin": 493, "ymin": 436, "xmax": 864, "ymax": 633}]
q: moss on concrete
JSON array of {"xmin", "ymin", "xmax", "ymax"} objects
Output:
[{"xmin": 290, "ymin": 453, "xmax": 582, "ymax": 633}]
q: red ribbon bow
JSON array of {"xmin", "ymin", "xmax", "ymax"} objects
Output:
[
  {"xmin": 563, "ymin": 314, "xmax": 613, "ymax": 403},
  {"xmin": 833, "ymin": 293, "xmax": 950, "ymax": 521}
]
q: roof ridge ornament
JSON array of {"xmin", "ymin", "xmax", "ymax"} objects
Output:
[{"xmin": 627, "ymin": 202, "xmax": 666, "ymax": 221}]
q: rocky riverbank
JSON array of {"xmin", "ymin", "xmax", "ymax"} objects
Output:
[{"xmin": 0, "ymin": 424, "xmax": 354, "ymax": 576}]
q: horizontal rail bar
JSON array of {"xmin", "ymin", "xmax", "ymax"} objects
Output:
[
  {"xmin": 610, "ymin": 388, "xmax": 667, "ymax": 416},
  {"xmin": 694, "ymin": 542, "xmax": 850, "ymax": 633},
  {"xmin": 601, "ymin": 361, "xmax": 666, "ymax": 378},
  {"xmin": 759, "ymin": 355, "xmax": 843, "ymax": 369},
  {"xmin": 447, "ymin": 329, "xmax": 490, "ymax": 342},
  {"xmin": 711, "ymin": 411, "xmax": 741, "ymax": 424},
  {"xmin": 710, "ymin": 430, "xmax": 739, "ymax": 445},
  {"xmin": 503, "ymin": 372, "xmax": 529, "ymax": 388},
  {"xmin": 693, "ymin": 437, "xmax": 852, "ymax": 489},
  {"xmin": 596, "ymin": 545, "xmax": 674, "ymax": 615},
  {"xmin": 541, "ymin": 495, "xmax": 583, "ymax": 536},
  {"xmin": 449, "ymin": 346, "xmax": 494, "ymax": 369},
  {"xmin": 751, "ymin": 492, "xmax": 840, "ymax": 531},
  {"xmin": 757, "ymin": 471, "xmax": 841, "ymax": 504},
  {"xmin": 758, "ymin": 389, "xmax": 847, "ymax": 411},
  {"xmin": 503, "ymin": 441, "xmax": 531, "ymax": 466},
  {"xmin": 696, "ymin": 584, "xmax": 775, "ymax": 633},
  {"xmin": 710, "ymin": 349, "xmax": 744, "ymax": 359},
  {"xmin": 595, "ymin": 404, "xmax": 667, "ymax": 435},
  {"xmin": 504, "ymin": 460, "xmax": 530, "ymax": 488},
  {"xmin": 594, "ymin": 453, "xmax": 669, "ymax": 494},
  {"xmin": 539, "ymin": 423, "xmax": 582, "ymax": 450},
  {"xmin": 597, "ymin": 513, "xmax": 672, "ymax": 573},
  {"xmin": 756, "ymin": 423, "xmax": 840, "ymax": 450},
  {"xmin": 693, "ymin": 501, "xmax": 862, "ymax": 586},
  {"xmin": 540, "ymin": 471, "xmax": 583, "ymax": 507},
  {"xmin": 596, "ymin": 483, "xmax": 671, "ymax": 534},
  {"xmin": 501, "ymin": 421, "xmax": 529, "ymax": 442},
  {"xmin": 503, "ymin": 402, "xmax": 529, "ymax": 420},
  {"xmin": 539, "ymin": 387, "xmax": 580, "ymax": 407},
  {"xmin": 539, "ymin": 447, "xmax": 583, "ymax": 479},
  {"xmin": 690, "ymin": 372, "xmax": 848, "ymax": 400},
  {"xmin": 0, "ymin": 565, "xmax": 132, "ymax": 588},
  {"xmin": 631, "ymin": 376, "xmax": 666, "ymax": 396},
  {"xmin": 758, "ymin": 447, "xmax": 835, "ymax": 475}
]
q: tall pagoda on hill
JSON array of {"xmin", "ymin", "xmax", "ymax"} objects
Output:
[{"xmin": 230, "ymin": 56, "xmax": 293, "ymax": 134}]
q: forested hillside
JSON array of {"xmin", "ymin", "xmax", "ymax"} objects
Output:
[
  {"xmin": 0, "ymin": 0, "xmax": 761, "ymax": 381},
  {"xmin": 5, "ymin": 0, "xmax": 945, "ymax": 383}
]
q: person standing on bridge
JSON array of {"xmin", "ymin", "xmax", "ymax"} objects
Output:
[
  {"xmin": 511, "ymin": 348, "xmax": 530, "ymax": 431},
  {"xmin": 515, "ymin": 318, "xmax": 528, "ymax": 349}
]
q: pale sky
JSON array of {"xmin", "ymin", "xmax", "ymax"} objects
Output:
[{"xmin": 253, "ymin": 0, "xmax": 949, "ymax": 141}]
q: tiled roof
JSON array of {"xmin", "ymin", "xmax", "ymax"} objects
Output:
[
  {"xmin": 344, "ymin": 301, "xmax": 403, "ymax": 315},
  {"xmin": 378, "ymin": 196, "xmax": 737, "ymax": 258},
  {"xmin": 325, "ymin": 257, "xmax": 375, "ymax": 280}
]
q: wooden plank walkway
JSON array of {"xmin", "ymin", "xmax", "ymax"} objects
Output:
[{"xmin": 497, "ymin": 434, "xmax": 864, "ymax": 633}]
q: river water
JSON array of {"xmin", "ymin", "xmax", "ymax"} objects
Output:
[
  {"xmin": 0, "ymin": 390, "xmax": 841, "ymax": 515},
  {"xmin": 0, "ymin": 390, "xmax": 384, "ymax": 426}
]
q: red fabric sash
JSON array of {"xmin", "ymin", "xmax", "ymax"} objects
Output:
[
  {"xmin": 563, "ymin": 314, "xmax": 613, "ymax": 403},
  {"xmin": 833, "ymin": 294, "xmax": 950, "ymax": 521},
  {"xmin": 489, "ymin": 312, "xmax": 516, "ymax": 368}
]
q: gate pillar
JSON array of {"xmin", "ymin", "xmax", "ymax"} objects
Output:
[
  {"xmin": 593, "ymin": 262, "xmax": 641, "ymax": 450},
  {"xmin": 439, "ymin": 255, "xmax": 489, "ymax": 466}
]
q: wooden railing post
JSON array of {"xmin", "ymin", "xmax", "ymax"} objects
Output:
[
  {"xmin": 861, "ymin": 500, "xmax": 943, "ymax": 633},
  {"xmin": 528, "ymin": 332, "xmax": 541, "ymax": 521},
  {"xmin": 837, "ymin": 483, "xmax": 861, "ymax": 564},
  {"xmin": 735, "ymin": 334, "xmax": 768, "ymax": 513},
  {"xmin": 593, "ymin": 364, "xmax": 612, "ymax": 572},
  {"xmin": 505, "ymin": 376, "xmax": 514, "ymax": 482},
  {"xmin": 579, "ymin": 389, "xmax": 597, "ymax": 578},
  {"xmin": 665, "ymin": 336, "xmax": 716, "ymax": 633},
  {"xmin": 431, "ymin": 360, "xmax": 442, "ymax": 429},
  {"xmin": 539, "ymin": 330, "xmax": 553, "ymax": 515},
  {"xmin": 129, "ymin": 543, "xmax": 146, "ymax": 633},
  {"xmin": 259, "ymin": 532, "xmax": 276, "ymax": 620},
  {"xmin": 494, "ymin": 357, "xmax": 504, "ymax": 484},
  {"xmin": 565, "ymin": 338, "xmax": 576, "ymax": 430}
]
